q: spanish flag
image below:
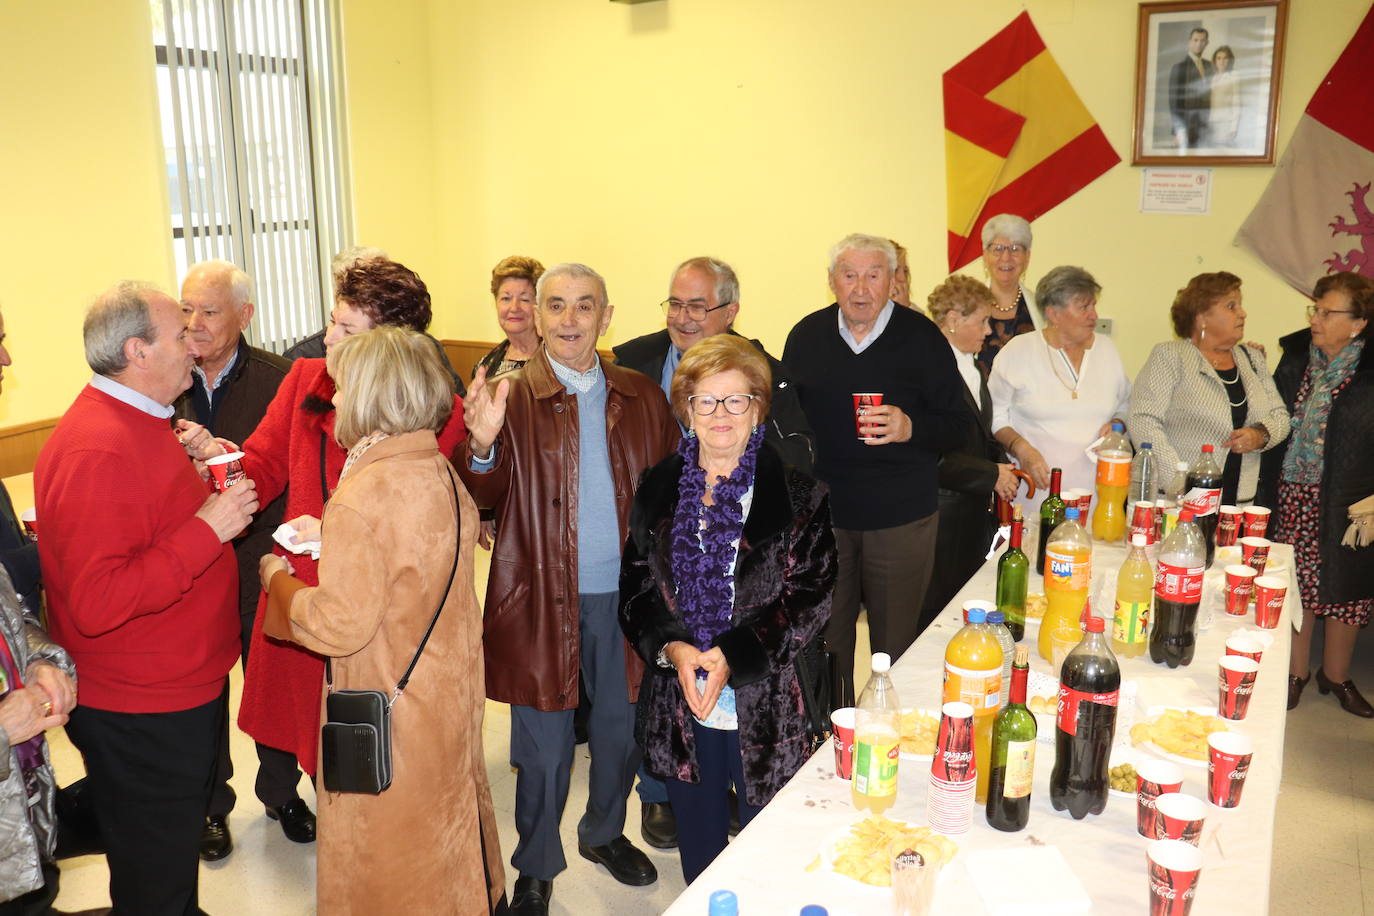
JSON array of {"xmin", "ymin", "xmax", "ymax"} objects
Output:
[{"xmin": 944, "ymin": 12, "xmax": 1120, "ymax": 271}]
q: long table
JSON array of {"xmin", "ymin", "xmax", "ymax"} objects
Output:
[{"xmin": 665, "ymin": 527, "xmax": 1296, "ymax": 915}]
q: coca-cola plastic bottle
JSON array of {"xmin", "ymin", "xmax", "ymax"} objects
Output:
[
  {"xmin": 1182, "ymin": 445, "xmax": 1224, "ymax": 567},
  {"xmin": 1149, "ymin": 509, "xmax": 1207, "ymax": 668},
  {"xmin": 1049, "ymin": 615, "xmax": 1120, "ymax": 820}
]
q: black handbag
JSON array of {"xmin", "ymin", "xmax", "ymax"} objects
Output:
[
  {"xmin": 792, "ymin": 632, "xmax": 834, "ymax": 754},
  {"xmin": 320, "ymin": 468, "xmax": 461, "ymax": 795}
]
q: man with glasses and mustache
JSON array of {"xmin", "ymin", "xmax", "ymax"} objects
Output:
[{"xmin": 614, "ymin": 256, "xmax": 813, "ymax": 472}]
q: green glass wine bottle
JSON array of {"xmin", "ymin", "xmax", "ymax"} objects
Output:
[
  {"xmin": 996, "ymin": 513, "xmax": 1029, "ymax": 641},
  {"xmin": 986, "ymin": 644, "xmax": 1037, "ymax": 832},
  {"xmin": 1035, "ymin": 467, "xmax": 1066, "ymax": 576}
]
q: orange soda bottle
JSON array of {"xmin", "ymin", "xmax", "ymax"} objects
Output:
[
  {"xmin": 944, "ymin": 607, "xmax": 1004, "ymax": 804},
  {"xmin": 1091, "ymin": 422, "xmax": 1132, "ymax": 543},
  {"xmin": 1040, "ymin": 507, "xmax": 1092, "ymax": 662}
]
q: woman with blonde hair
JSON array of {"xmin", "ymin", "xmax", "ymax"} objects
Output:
[
  {"xmin": 260, "ymin": 326, "xmax": 504, "ymax": 914},
  {"xmin": 474, "ymin": 255, "xmax": 544, "ymax": 380}
]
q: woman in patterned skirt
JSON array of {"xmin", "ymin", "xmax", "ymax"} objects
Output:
[{"xmin": 1260, "ymin": 272, "xmax": 1374, "ymax": 717}]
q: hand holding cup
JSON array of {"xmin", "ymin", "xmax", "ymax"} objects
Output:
[{"xmin": 195, "ymin": 478, "xmax": 259, "ymax": 543}]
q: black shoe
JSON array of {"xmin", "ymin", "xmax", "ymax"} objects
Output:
[
  {"xmin": 1316, "ymin": 668, "xmax": 1374, "ymax": 718},
  {"xmin": 640, "ymin": 801, "xmax": 678, "ymax": 849},
  {"xmin": 266, "ymin": 798, "xmax": 317, "ymax": 843},
  {"xmin": 1288, "ymin": 673, "xmax": 1310, "ymax": 710},
  {"xmin": 199, "ymin": 815, "xmax": 232, "ymax": 861},
  {"xmin": 578, "ymin": 835, "xmax": 658, "ymax": 886},
  {"xmin": 727, "ymin": 788, "xmax": 740, "ymax": 837},
  {"xmin": 510, "ymin": 875, "xmax": 552, "ymax": 916}
]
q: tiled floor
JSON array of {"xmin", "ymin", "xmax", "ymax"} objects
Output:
[{"xmin": 44, "ymin": 546, "xmax": 1374, "ymax": 914}]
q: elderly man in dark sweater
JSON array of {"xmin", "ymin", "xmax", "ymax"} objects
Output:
[
  {"xmin": 171, "ymin": 261, "xmax": 314, "ymax": 860},
  {"xmin": 783, "ymin": 234, "xmax": 964, "ymax": 703}
]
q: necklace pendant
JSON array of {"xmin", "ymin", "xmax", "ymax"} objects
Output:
[{"xmin": 1071, "ymin": 391, "xmax": 1078, "ymax": 399}]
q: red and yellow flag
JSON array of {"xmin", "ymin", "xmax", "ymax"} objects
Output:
[{"xmin": 944, "ymin": 12, "xmax": 1120, "ymax": 271}]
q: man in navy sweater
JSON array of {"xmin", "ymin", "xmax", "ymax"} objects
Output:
[{"xmin": 783, "ymin": 234, "xmax": 964, "ymax": 703}]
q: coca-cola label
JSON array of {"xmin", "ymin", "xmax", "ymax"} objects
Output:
[
  {"xmin": 1148, "ymin": 857, "xmax": 1200, "ymax": 916},
  {"xmin": 1182, "ymin": 486, "xmax": 1221, "ymax": 517},
  {"xmin": 1218, "ymin": 668, "xmax": 1258, "ymax": 720},
  {"xmin": 1056, "ymin": 684, "xmax": 1118, "ymax": 737},
  {"xmin": 1216, "ymin": 511, "xmax": 1241, "ymax": 547},
  {"xmin": 1155, "ymin": 561, "xmax": 1204, "ymax": 604},
  {"xmin": 930, "ymin": 710, "xmax": 975, "ymax": 783},
  {"xmin": 1136, "ymin": 777, "xmax": 1183, "ymax": 837},
  {"xmin": 1131, "ymin": 504, "xmax": 1157, "ymax": 544},
  {"xmin": 1208, "ymin": 750, "xmax": 1251, "ymax": 808}
]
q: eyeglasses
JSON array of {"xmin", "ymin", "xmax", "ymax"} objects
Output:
[
  {"xmin": 687, "ymin": 394, "xmax": 756, "ymax": 416},
  {"xmin": 1307, "ymin": 304, "xmax": 1356, "ymax": 320},
  {"xmin": 661, "ymin": 299, "xmax": 733, "ymax": 322},
  {"xmin": 985, "ymin": 244, "xmax": 1027, "ymax": 256}
]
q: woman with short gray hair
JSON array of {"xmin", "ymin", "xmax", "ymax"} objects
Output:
[
  {"xmin": 977, "ymin": 213, "xmax": 1040, "ymax": 377},
  {"xmin": 989, "ymin": 265, "xmax": 1131, "ymax": 509}
]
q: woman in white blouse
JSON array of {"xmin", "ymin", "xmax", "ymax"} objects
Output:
[
  {"xmin": 990, "ymin": 266, "xmax": 1132, "ymax": 511},
  {"xmin": 922, "ymin": 276, "xmax": 1021, "ymax": 623}
]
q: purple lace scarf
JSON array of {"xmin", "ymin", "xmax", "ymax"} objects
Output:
[{"xmin": 671, "ymin": 424, "xmax": 766, "ymax": 648}]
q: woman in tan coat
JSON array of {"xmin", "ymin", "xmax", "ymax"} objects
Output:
[{"xmin": 260, "ymin": 326, "xmax": 504, "ymax": 915}]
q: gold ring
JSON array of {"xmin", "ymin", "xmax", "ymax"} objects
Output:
[{"xmin": 41, "ymin": 701, "xmax": 52, "ymax": 714}]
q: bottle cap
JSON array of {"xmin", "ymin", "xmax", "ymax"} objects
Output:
[
  {"xmin": 800, "ymin": 908, "xmax": 829, "ymax": 916},
  {"xmin": 1131, "ymin": 533, "xmax": 1148, "ymax": 547},
  {"xmin": 708, "ymin": 890, "xmax": 738, "ymax": 916},
  {"xmin": 1065, "ymin": 507, "xmax": 1080, "ymax": 520},
  {"xmin": 1178, "ymin": 509, "xmax": 1194, "ymax": 523},
  {"xmin": 1084, "ymin": 615, "xmax": 1105, "ymax": 633},
  {"xmin": 1141, "ymin": 441, "xmax": 1152, "ymax": 449},
  {"xmin": 987, "ymin": 609, "xmax": 1005, "ymax": 624},
  {"xmin": 1202, "ymin": 444, "xmax": 1214, "ymax": 453},
  {"xmin": 871, "ymin": 652, "xmax": 891, "ymax": 673},
  {"xmin": 1112, "ymin": 421, "xmax": 1125, "ymax": 431},
  {"xmin": 966, "ymin": 608, "xmax": 987, "ymax": 624}
]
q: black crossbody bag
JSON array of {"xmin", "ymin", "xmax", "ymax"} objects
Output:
[{"xmin": 320, "ymin": 467, "xmax": 461, "ymax": 795}]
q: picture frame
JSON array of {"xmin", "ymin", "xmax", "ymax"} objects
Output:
[{"xmin": 1131, "ymin": 0, "xmax": 1289, "ymax": 166}]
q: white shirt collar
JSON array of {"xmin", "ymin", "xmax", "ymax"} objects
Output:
[
  {"xmin": 837, "ymin": 300, "xmax": 896, "ymax": 354},
  {"xmin": 89, "ymin": 374, "xmax": 176, "ymax": 419},
  {"xmin": 192, "ymin": 346, "xmax": 240, "ymax": 392},
  {"xmin": 948, "ymin": 339, "xmax": 982, "ymax": 408}
]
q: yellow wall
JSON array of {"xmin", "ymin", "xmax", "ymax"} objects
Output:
[
  {"xmin": 355, "ymin": 0, "xmax": 1366, "ymax": 376},
  {"xmin": 0, "ymin": 0, "xmax": 174, "ymax": 427}
]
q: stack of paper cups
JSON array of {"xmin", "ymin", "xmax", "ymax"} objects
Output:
[{"xmin": 927, "ymin": 701, "xmax": 976, "ymax": 835}]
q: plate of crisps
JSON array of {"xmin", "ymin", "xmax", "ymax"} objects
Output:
[
  {"xmin": 817, "ymin": 815, "xmax": 959, "ymax": 892},
  {"xmin": 1022, "ymin": 592, "xmax": 1048, "ymax": 626},
  {"xmin": 1129, "ymin": 707, "xmax": 1227, "ymax": 766},
  {"xmin": 897, "ymin": 708, "xmax": 940, "ymax": 760}
]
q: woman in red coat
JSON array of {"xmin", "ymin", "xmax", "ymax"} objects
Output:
[{"xmin": 183, "ymin": 259, "xmax": 465, "ymax": 791}]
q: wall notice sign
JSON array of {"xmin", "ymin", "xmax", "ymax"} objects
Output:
[{"xmin": 1140, "ymin": 168, "xmax": 1212, "ymax": 214}]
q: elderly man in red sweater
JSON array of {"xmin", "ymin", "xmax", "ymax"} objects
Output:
[{"xmin": 36, "ymin": 282, "xmax": 259, "ymax": 916}]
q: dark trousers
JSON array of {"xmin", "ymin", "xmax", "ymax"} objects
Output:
[
  {"xmin": 208, "ymin": 608, "xmax": 302, "ymax": 815},
  {"xmin": 826, "ymin": 512, "xmax": 938, "ymax": 706},
  {"xmin": 920, "ymin": 492, "xmax": 996, "ymax": 634},
  {"xmin": 509, "ymin": 592, "xmax": 639, "ymax": 880},
  {"xmin": 65, "ymin": 691, "xmax": 224, "ymax": 916},
  {"xmin": 663, "ymin": 722, "xmax": 762, "ymax": 885}
]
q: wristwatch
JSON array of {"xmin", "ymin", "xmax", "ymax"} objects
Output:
[{"xmin": 656, "ymin": 645, "xmax": 672, "ymax": 670}]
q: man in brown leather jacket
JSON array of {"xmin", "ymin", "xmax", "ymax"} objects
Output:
[{"xmin": 459, "ymin": 263, "xmax": 678, "ymax": 916}]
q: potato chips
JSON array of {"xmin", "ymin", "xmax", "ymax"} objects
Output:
[
  {"xmin": 1024, "ymin": 593, "xmax": 1048, "ymax": 620},
  {"xmin": 899, "ymin": 710, "xmax": 939, "ymax": 756},
  {"xmin": 830, "ymin": 816, "xmax": 958, "ymax": 888},
  {"xmin": 1130, "ymin": 709, "xmax": 1227, "ymax": 760}
]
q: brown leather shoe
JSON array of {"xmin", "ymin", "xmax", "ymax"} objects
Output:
[
  {"xmin": 1315, "ymin": 668, "xmax": 1374, "ymax": 718},
  {"xmin": 1288, "ymin": 673, "xmax": 1310, "ymax": 710}
]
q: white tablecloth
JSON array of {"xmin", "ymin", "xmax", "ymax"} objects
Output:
[{"xmin": 664, "ymin": 529, "xmax": 1296, "ymax": 915}]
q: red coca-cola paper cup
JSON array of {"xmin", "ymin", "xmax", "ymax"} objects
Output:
[
  {"xmin": 1218, "ymin": 655, "xmax": 1260, "ymax": 720},
  {"xmin": 206, "ymin": 451, "xmax": 247, "ymax": 491},
  {"xmin": 1239, "ymin": 536, "xmax": 1271, "ymax": 576},
  {"xmin": 1153, "ymin": 792, "xmax": 1206, "ymax": 845},
  {"xmin": 831, "ymin": 707, "xmax": 855, "ymax": 780},
  {"xmin": 1242, "ymin": 505, "xmax": 1271, "ymax": 539},
  {"xmin": 961, "ymin": 599, "xmax": 994, "ymax": 625},
  {"xmin": 19, "ymin": 508, "xmax": 36, "ymax": 541},
  {"xmin": 1216, "ymin": 505, "xmax": 1242, "ymax": 547},
  {"xmin": 1147, "ymin": 838, "xmax": 1203, "ymax": 916},
  {"xmin": 1222, "ymin": 565, "xmax": 1257, "ymax": 616},
  {"xmin": 1154, "ymin": 500, "xmax": 1174, "ymax": 541},
  {"xmin": 1224, "ymin": 634, "xmax": 1264, "ymax": 664},
  {"xmin": 1136, "ymin": 759, "xmax": 1185, "ymax": 838},
  {"xmin": 1070, "ymin": 489, "xmax": 1092, "ymax": 518},
  {"xmin": 1253, "ymin": 575, "xmax": 1287, "ymax": 629},
  {"xmin": 1131, "ymin": 500, "xmax": 1157, "ymax": 545},
  {"xmin": 930, "ymin": 702, "xmax": 975, "ymax": 783},
  {"xmin": 1207, "ymin": 731, "xmax": 1253, "ymax": 808},
  {"xmin": 852, "ymin": 393, "xmax": 883, "ymax": 441}
]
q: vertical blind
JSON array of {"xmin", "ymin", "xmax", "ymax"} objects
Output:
[{"xmin": 153, "ymin": 0, "xmax": 350, "ymax": 352}]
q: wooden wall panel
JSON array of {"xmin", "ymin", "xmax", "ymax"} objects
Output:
[{"xmin": 0, "ymin": 417, "xmax": 58, "ymax": 479}]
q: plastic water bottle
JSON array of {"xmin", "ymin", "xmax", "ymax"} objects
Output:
[
  {"xmin": 1129, "ymin": 442, "xmax": 1156, "ymax": 510},
  {"xmin": 986, "ymin": 610, "xmax": 1016, "ymax": 708}
]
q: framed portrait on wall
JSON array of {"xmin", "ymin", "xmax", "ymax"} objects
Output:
[{"xmin": 1132, "ymin": 0, "xmax": 1289, "ymax": 166}]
